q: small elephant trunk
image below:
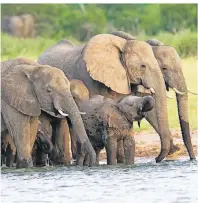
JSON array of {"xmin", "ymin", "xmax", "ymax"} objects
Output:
[{"xmin": 141, "ymin": 96, "xmax": 155, "ymax": 112}]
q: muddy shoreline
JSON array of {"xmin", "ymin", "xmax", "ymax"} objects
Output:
[{"xmin": 99, "ymin": 129, "xmax": 198, "ymax": 160}]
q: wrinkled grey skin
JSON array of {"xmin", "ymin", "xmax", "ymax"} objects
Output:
[
  {"xmin": 38, "ymin": 34, "xmax": 171, "ymax": 163},
  {"xmin": 1, "ymin": 14, "xmax": 35, "ymax": 38},
  {"xmin": 1, "ymin": 58, "xmax": 96, "ymax": 168},
  {"xmin": 72, "ymin": 95, "xmax": 155, "ymax": 165}
]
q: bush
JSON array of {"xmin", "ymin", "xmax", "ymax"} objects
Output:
[{"xmin": 137, "ymin": 30, "xmax": 197, "ymax": 57}]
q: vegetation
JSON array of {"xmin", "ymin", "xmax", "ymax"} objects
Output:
[
  {"xmin": 1, "ymin": 4, "xmax": 197, "ymax": 40},
  {"xmin": 1, "ymin": 4, "xmax": 197, "ymax": 131}
]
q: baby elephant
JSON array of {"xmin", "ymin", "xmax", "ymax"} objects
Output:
[{"xmin": 70, "ymin": 80, "xmax": 155, "ymax": 165}]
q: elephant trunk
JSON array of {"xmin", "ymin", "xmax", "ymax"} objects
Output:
[
  {"xmin": 147, "ymin": 69, "xmax": 171, "ymax": 162},
  {"xmin": 174, "ymin": 75, "xmax": 195, "ymax": 160},
  {"xmin": 54, "ymin": 92, "xmax": 96, "ymax": 166}
]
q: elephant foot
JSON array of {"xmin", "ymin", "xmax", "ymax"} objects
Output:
[
  {"xmin": 168, "ymin": 143, "xmax": 180, "ymax": 155},
  {"xmin": 6, "ymin": 154, "xmax": 15, "ymax": 167},
  {"xmin": 16, "ymin": 158, "xmax": 33, "ymax": 168},
  {"xmin": 155, "ymin": 148, "xmax": 169, "ymax": 163}
]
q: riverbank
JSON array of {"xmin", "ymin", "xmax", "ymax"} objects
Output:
[{"xmin": 99, "ymin": 129, "xmax": 198, "ymax": 160}]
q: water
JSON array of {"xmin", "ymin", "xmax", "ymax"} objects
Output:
[{"xmin": 1, "ymin": 157, "xmax": 198, "ymax": 203}]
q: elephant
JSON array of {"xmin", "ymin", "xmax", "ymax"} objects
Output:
[
  {"xmin": 69, "ymin": 79, "xmax": 155, "ymax": 165},
  {"xmin": 32, "ymin": 123, "xmax": 53, "ymax": 167},
  {"xmin": 38, "ymin": 33, "xmax": 173, "ymax": 163},
  {"xmin": 1, "ymin": 124, "xmax": 53, "ymax": 167},
  {"xmin": 110, "ymin": 32, "xmax": 196, "ymax": 161},
  {"xmin": 1, "ymin": 58, "xmax": 96, "ymax": 168},
  {"xmin": 1, "ymin": 14, "xmax": 35, "ymax": 38}
]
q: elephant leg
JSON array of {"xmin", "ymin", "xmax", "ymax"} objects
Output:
[
  {"xmin": 123, "ymin": 135, "xmax": 135, "ymax": 165},
  {"xmin": 29, "ymin": 116, "xmax": 39, "ymax": 153},
  {"xmin": 106, "ymin": 129, "xmax": 117, "ymax": 165},
  {"xmin": 52, "ymin": 119, "xmax": 71, "ymax": 165},
  {"xmin": 145, "ymin": 109, "xmax": 180, "ymax": 156},
  {"xmin": 2, "ymin": 101, "xmax": 33, "ymax": 168},
  {"xmin": 5, "ymin": 134, "xmax": 16, "ymax": 167},
  {"xmin": 96, "ymin": 149, "xmax": 101, "ymax": 165},
  {"xmin": 83, "ymin": 153, "xmax": 89, "ymax": 166},
  {"xmin": 117, "ymin": 140, "xmax": 125, "ymax": 163}
]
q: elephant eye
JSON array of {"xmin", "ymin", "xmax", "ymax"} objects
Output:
[
  {"xmin": 162, "ymin": 66, "xmax": 168, "ymax": 70},
  {"xmin": 141, "ymin": 64, "xmax": 146, "ymax": 68}
]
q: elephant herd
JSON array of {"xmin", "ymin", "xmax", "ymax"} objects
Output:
[{"xmin": 1, "ymin": 31, "xmax": 197, "ymax": 169}]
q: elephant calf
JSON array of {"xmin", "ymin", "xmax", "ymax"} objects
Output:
[{"xmin": 70, "ymin": 80, "xmax": 155, "ymax": 165}]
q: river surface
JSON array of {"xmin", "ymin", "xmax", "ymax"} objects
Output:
[{"xmin": 1, "ymin": 157, "xmax": 198, "ymax": 203}]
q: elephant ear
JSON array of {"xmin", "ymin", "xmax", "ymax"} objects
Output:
[
  {"xmin": 83, "ymin": 34, "xmax": 131, "ymax": 94},
  {"xmin": 105, "ymin": 104, "xmax": 130, "ymax": 129},
  {"xmin": 1, "ymin": 64, "xmax": 41, "ymax": 116},
  {"xmin": 146, "ymin": 39, "xmax": 164, "ymax": 46}
]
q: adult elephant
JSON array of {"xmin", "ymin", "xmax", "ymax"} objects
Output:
[
  {"xmin": 145, "ymin": 38, "xmax": 196, "ymax": 160},
  {"xmin": 1, "ymin": 14, "xmax": 35, "ymax": 38},
  {"xmin": 1, "ymin": 58, "xmax": 96, "ymax": 168},
  {"xmin": 38, "ymin": 33, "xmax": 171, "ymax": 162},
  {"xmin": 111, "ymin": 32, "xmax": 196, "ymax": 161}
]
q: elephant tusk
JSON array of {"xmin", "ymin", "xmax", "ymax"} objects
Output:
[
  {"xmin": 150, "ymin": 88, "xmax": 155, "ymax": 94},
  {"xmin": 173, "ymin": 88, "xmax": 185, "ymax": 95},
  {"xmin": 58, "ymin": 109, "xmax": 69, "ymax": 117},
  {"xmin": 187, "ymin": 89, "xmax": 198, "ymax": 95},
  {"xmin": 80, "ymin": 112, "xmax": 86, "ymax": 115}
]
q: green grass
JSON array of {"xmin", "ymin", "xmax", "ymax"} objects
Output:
[{"xmin": 1, "ymin": 33, "xmax": 197, "ymax": 131}]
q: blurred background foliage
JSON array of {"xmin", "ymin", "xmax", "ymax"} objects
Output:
[
  {"xmin": 1, "ymin": 4, "xmax": 197, "ymax": 59},
  {"xmin": 2, "ymin": 4, "xmax": 197, "ymax": 39}
]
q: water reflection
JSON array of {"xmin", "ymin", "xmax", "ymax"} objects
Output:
[{"xmin": 1, "ymin": 157, "xmax": 198, "ymax": 203}]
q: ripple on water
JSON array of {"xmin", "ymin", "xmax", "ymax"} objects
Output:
[{"xmin": 1, "ymin": 157, "xmax": 198, "ymax": 203}]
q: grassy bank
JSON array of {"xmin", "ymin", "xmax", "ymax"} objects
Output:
[{"xmin": 1, "ymin": 33, "xmax": 197, "ymax": 131}]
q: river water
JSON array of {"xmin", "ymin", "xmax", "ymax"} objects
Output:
[{"xmin": 1, "ymin": 157, "xmax": 198, "ymax": 203}]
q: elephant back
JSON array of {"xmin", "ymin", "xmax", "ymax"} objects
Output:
[{"xmin": 38, "ymin": 40, "xmax": 85, "ymax": 73}]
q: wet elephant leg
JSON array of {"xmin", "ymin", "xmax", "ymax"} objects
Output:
[
  {"xmin": 5, "ymin": 134, "xmax": 16, "ymax": 167},
  {"xmin": 2, "ymin": 100, "xmax": 33, "ymax": 168},
  {"xmin": 123, "ymin": 134, "xmax": 135, "ymax": 165},
  {"xmin": 106, "ymin": 129, "xmax": 117, "ymax": 165},
  {"xmin": 145, "ymin": 108, "xmax": 180, "ymax": 155},
  {"xmin": 96, "ymin": 149, "xmax": 101, "ymax": 165},
  {"xmin": 52, "ymin": 119, "xmax": 71, "ymax": 165},
  {"xmin": 117, "ymin": 140, "xmax": 125, "ymax": 163}
]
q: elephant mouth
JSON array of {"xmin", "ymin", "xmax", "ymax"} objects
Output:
[{"xmin": 131, "ymin": 84, "xmax": 155, "ymax": 95}]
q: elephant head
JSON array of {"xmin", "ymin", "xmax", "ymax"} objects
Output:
[
  {"xmin": 82, "ymin": 33, "xmax": 171, "ymax": 161},
  {"xmin": 1, "ymin": 58, "xmax": 96, "ymax": 166},
  {"xmin": 117, "ymin": 95, "xmax": 155, "ymax": 122},
  {"xmin": 146, "ymin": 39, "xmax": 196, "ymax": 160}
]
